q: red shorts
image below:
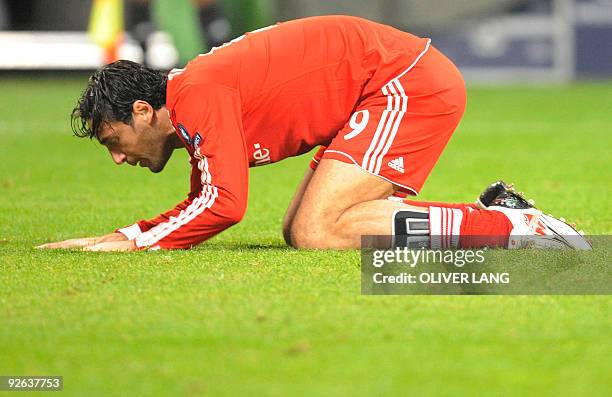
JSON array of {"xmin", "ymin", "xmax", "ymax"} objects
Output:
[{"xmin": 310, "ymin": 41, "xmax": 466, "ymax": 196}]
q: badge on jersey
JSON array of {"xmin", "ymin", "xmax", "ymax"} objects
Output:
[
  {"xmin": 193, "ymin": 133, "xmax": 203, "ymax": 148},
  {"xmin": 177, "ymin": 123, "xmax": 192, "ymax": 145}
]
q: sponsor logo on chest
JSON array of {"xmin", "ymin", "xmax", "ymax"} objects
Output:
[{"xmin": 253, "ymin": 143, "xmax": 271, "ymax": 166}]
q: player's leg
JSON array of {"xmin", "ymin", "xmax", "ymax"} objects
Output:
[
  {"xmin": 289, "ymin": 158, "xmax": 427, "ymax": 248},
  {"xmin": 282, "ymin": 146, "xmax": 327, "ymax": 245},
  {"xmin": 282, "ymin": 167, "xmax": 314, "ymax": 246},
  {"xmin": 288, "ymin": 160, "xmax": 508, "ymax": 250},
  {"xmin": 288, "ymin": 159, "xmax": 511, "ymax": 250},
  {"xmin": 289, "ymin": 160, "xmax": 590, "ymax": 250}
]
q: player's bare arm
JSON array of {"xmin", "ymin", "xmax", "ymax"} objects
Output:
[{"xmin": 36, "ymin": 232, "xmax": 127, "ymax": 250}]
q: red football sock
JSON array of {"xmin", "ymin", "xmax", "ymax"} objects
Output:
[
  {"xmin": 404, "ymin": 199, "xmax": 477, "ymax": 210},
  {"xmin": 458, "ymin": 207, "xmax": 513, "ymax": 248},
  {"xmin": 428, "ymin": 206, "xmax": 512, "ymax": 249}
]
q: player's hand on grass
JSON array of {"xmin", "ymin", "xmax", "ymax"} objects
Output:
[
  {"xmin": 36, "ymin": 232, "xmax": 128, "ymax": 250},
  {"xmin": 84, "ymin": 240, "xmax": 137, "ymax": 252}
]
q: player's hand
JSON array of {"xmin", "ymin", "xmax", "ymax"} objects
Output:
[
  {"xmin": 36, "ymin": 232, "xmax": 127, "ymax": 249},
  {"xmin": 95, "ymin": 232, "xmax": 129, "ymax": 243},
  {"xmin": 36, "ymin": 237, "xmax": 100, "ymax": 249},
  {"xmin": 84, "ymin": 240, "xmax": 137, "ymax": 252}
]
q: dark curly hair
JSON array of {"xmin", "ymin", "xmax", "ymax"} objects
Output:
[{"xmin": 71, "ymin": 60, "xmax": 168, "ymax": 139}]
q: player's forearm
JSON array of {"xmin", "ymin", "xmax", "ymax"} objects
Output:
[
  {"xmin": 97, "ymin": 232, "xmax": 128, "ymax": 243},
  {"xmin": 133, "ymin": 188, "xmax": 246, "ymax": 249},
  {"xmin": 36, "ymin": 232, "xmax": 126, "ymax": 250},
  {"xmin": 145, "ymin": 224, "xmax": 232, "ymax": 249}
]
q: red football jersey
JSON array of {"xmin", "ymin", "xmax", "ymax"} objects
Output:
[{"xmin": 119, "ymin": 15, "xmax": 431, "ymax": 249}]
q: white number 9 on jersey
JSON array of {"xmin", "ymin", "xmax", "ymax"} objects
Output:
[{"xmin": 344, "ymin": 110, "xmax": 370, "ymax": 140}]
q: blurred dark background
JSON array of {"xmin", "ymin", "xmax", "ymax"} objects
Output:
[{"xmin": 0, "ymin": 0, "xmax": 611, "ymax": 80}]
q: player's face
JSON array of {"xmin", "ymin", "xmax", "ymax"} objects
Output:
[{"xmin": 97, "ymin": 103, "xmax": 175, "ymax": 173}]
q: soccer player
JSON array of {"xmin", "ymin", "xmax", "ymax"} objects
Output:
[{"xmin": 38, "ymin": 15, "xmax": 589, "ymax": 251}]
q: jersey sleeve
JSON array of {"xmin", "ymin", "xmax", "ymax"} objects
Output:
[
  {"xmin": 115, "ymin": 155, "xmax": 203, "ymax": 238},
  {"xmin": 119, "ymin": 83, "xmax": 249, "ymax": 249}
]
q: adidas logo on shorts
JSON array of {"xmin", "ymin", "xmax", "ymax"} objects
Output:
[{"xmin": 388, "ymin": 157, "xmax": 404, "ymax": 173}]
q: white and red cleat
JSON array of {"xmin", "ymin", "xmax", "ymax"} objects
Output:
[{"xmin": 489, "ymin": 206, "xmax": 592, "ymax": 250}]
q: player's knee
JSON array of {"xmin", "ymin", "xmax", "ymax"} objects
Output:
[
  {"xmin": 282, "ymin": 216, "xmax": 293, "ymax": 247},
  {"xmin": 290, "ymin": 229, "xmax": 325, "ymax": 249},
  {"xmin": 288, "ymin": 216, "xmax": 330, "ymax": 249}
]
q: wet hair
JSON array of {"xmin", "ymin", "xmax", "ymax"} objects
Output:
[{"xmin": 71, "ymin": 60, "xmax": 167, "ymax": 139}]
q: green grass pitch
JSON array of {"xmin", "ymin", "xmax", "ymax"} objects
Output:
[{"xmin": 0, "ymin": 76, "xmax": 610, "ymax": 396}]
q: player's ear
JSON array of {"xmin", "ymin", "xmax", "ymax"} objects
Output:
[{"xmin": 132, "ymin": 100, "xmax": 154, "ymax": 124}]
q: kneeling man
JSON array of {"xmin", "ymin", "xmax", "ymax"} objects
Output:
[{"xmin": 39, "ymin": 15, "xmax": 589, "ymax": 251}]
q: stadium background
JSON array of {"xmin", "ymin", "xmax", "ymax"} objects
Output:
[
  {"xmin": 1, "ymin": 1, "xmax": 610, "ymax": 396},
  {"xmin": 2, "ymin": 0, "xmax": 612, "ymax": 80}
]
